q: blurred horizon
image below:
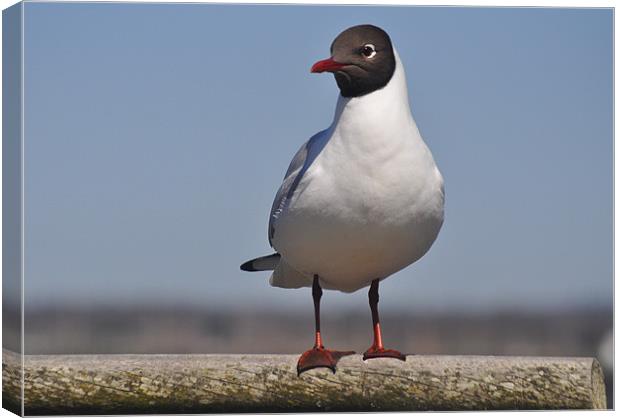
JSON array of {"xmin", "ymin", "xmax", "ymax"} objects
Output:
[{"xmin": 14, "ymin": 290, "xmax": 613, "ymax": 314}]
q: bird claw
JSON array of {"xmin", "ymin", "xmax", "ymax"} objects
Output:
[
  {"xmin": 363, "ymin": 346, "xmax": 406, "ymax": 361},
  {"xmin": 297, "ymin": 347, "xmax": 355, "ymax": 375}
]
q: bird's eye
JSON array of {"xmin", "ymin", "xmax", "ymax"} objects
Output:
[{"xmin": 361, "ymin": 44, "xmax": 376, "ymax": 58}]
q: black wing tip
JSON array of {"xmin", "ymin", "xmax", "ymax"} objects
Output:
[
  {"xmin": 240, "ymin": 253, "xmax": 280, "ymax": 272},
  {"xmin": 240, "ymin": 260, "xmax": 257, "ymax": 272}
]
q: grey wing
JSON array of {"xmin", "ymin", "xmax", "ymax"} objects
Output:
[{"xmin": 268, "ymin": 131, "xmax": 325, "ymax": 247}]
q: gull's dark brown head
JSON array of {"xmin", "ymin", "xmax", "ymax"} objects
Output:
[{"xmin": 311, "ymin": 24, "xmax": 396, "ymax": 98}]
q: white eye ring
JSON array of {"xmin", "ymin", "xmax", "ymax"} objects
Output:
[{"xmin": 361, "ymin": 44, "xmax": 377, "ymax": 58}]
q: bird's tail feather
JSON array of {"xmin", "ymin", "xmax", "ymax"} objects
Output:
[{"xmin": 240, "ymin": 253, "xmax": 281, "ymax": 271}]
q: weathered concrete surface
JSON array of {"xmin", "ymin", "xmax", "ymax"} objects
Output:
[{"xmin": 2, "ymin": 349, "xmax": 606, "ymax": 414}]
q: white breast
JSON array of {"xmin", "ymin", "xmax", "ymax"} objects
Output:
[{"xmin": 271, "ymin": 50, "xmax": 444, "ymax": 292}]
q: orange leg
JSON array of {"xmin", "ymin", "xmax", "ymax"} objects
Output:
[
  {"xmin": 297, "ymin": 276, "xmax": 355, "ymax": 375},
  {"xmin": 363, "ymin": 279, "xmax": 406, "ymax": 361}
]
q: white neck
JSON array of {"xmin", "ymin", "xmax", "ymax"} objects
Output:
[{"xmin": 330, "ymin": 48, "xmax": 416, "ymax": 139}]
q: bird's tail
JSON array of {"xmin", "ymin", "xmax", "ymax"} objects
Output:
[{"xmin": 240, "ymin": 253, "xmax": 281, "ymax": 271}]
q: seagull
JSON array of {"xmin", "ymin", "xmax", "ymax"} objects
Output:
[{"xmin": 241, "ymin": 24, "xmax": 444, "ymax": 375}]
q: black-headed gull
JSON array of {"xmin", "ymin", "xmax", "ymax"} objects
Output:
[{"xmin": 241, "ymin": 24, "xmax": 444, "ymax": 375}]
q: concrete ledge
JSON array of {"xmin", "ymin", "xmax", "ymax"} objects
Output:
[{"xmin": 2, "ymin": 349, "xmax": 606, "ymax": 414}]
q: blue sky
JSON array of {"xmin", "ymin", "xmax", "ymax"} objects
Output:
[{"xmin": 22, "ymin": 3, "xmax": 612, "ymax": 312}]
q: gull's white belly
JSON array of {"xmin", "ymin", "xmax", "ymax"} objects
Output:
[{"xmin": 271, "ymin": 151, "xmax": 444, "ymax": 292}]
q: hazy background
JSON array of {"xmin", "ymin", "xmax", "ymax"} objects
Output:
[{"xmin": 13, "ymin": 2, "xmax": 613, "ymax": 406}]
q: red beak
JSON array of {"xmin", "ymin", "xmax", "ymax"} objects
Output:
[{"xmin": 311, "ymin": 57, "xmax": 346, "ymax": 73}]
